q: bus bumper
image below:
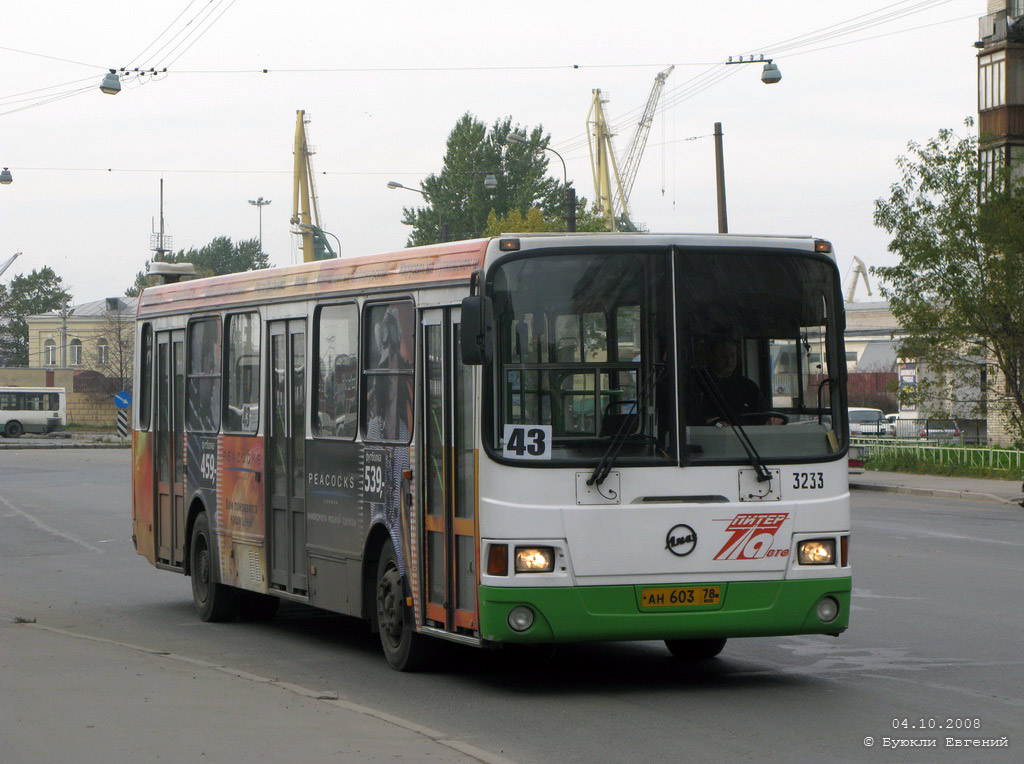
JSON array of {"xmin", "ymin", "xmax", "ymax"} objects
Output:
[{"xmin": 478, "ymin": 578, "xmax": 851, "ymax": 644}]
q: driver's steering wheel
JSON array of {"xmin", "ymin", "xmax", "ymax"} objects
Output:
[{"xmin": 738, "ymin": 411, "xmax": 790, "ymax": 425}]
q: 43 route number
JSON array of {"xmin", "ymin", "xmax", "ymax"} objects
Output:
[{"xmin": 503, "ymin": 425, "xmax": 552, "ymax": 460}]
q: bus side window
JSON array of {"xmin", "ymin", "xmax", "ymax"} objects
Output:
[
  {"xmin": 139, "ymin": 324, "xmax": 153, "ymax": 430},
  {"xmin": 187, "ymin": 317, "xmax": 222, "ymax": 433},
  {"xmin": 224, "ymin": 313, "xmax": 260, "ymax": 433},
  {"xmin": 361, "ymin": 301, "xmax": 414, "ymax": 444},
  {"xmin": 314, "ymin": 303, "xmax": 359, "ymax": 439}
]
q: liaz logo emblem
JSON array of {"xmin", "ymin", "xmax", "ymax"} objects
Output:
[
  {"xmin": 714, "ymin": 513, "xmax": 790, "ymax": 560},
  {"xmin": 665, "ymin": 524, "xmax": 697, "ymax": 557}
]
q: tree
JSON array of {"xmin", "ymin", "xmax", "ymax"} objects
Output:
[
  {"xmin": 484, "ymin": 201, "xmax": 611, "ymax": 236},
  {"xmin": 126, "ymin": 236, "xmax": 269, "ymax": 296},
  {"xmin": 92, "ymin": 305, "xmax": 134, "ymax": 394},
  {"xmin": 400, "ymin": 114, "xmax": 571, "ymax": 245},
  {"xmin": 0, "ymin": 267, "xmax": 72, "ymax": 366},
  {"xmin": 873, "ymin": 119, "xmax": 1024, "ymax": 445}
]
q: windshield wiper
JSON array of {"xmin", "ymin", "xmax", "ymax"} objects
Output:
[
  {"xmin": 694, "ymin": 366, "xmax": 772, "ymax": 483},
  {"xmin": 588, "ymin": 362, "xmax": 666, "ymax": 489}
]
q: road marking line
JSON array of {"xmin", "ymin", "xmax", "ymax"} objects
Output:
[{"xmin": 0, "ymin": 495, "xmax": 102, "ymax": 553}]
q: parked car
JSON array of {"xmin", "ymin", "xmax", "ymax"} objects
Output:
[
  {"xmin": 848, "ymin": 407, "xmax": 886, "ymax": 436},
  {"xmin": 848, "ymin": 443, "xmax": 868, "ymax": 474},
  {"xmin": 919, "ymin": 419, "xmax": 961, "ymax": 441}
]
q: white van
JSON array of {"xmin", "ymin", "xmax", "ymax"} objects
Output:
[
  {"xmin": 848, "ymin": 407, "xmax": 886, "ymax": 436},
  {"xmin": 0, "ymin": 387, "xmax": 66, "ymax": 438}
]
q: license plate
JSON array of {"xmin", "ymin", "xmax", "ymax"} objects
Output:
[{"xmin": 640, "ymin": 585, "xmax": 721, "ymax": 608}]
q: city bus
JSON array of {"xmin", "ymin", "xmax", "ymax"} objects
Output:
[
  {"xmin": 0, "ymin": 386, "xmax": 66, "ymax": 438},
  {"xmin": 131, "ymin": 233, "xmax": 851, "ymax": 670}
]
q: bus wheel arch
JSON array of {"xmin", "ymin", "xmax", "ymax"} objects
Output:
[
  {"xmin": 366, "ymin": 526, "xmax": 434, "ymax": 671},
  {"xmin": 182, "ymin": 497, "xmax": 207, "ymax": 577},
  {"xmin": 361, "ymin": 524, "xmax": 390, "ymax": 631},
  {"xmin": 188, "ymin": 505, "xmax": 241, "ymax": 622}
]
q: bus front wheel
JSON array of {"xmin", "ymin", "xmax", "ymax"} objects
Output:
[
  {"xmin": 375, "ymin": 541, "xmax": 433, "ymax": 671},
  {"xmin": 4, "ymin": 421, "xmax": 23, "ymax": 438},
  {"xmin": 190, "ymin": 512, "xmax": 241, "ymax": 622},
  {"xmin": 665, "ymin": 637, "xmax": 727, "ymax": 660}
]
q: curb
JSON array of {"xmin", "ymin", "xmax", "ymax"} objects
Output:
[
  {"xmin": 0, "ymin": 442, "xmax": 129, "ymax": 449},
  {"xmin": 850, "ymin": 481, "xmax": 1023, "ymax": 507}
]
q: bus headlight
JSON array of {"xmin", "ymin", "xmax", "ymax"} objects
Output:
[
  {"xmin": 515, "ymin": 547, "xmax": 555, "ymax": 573},
  {"xmin": 797, "ymin": 539, "xmax": 835, "ymax": 565}
]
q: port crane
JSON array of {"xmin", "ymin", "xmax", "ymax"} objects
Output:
[
  {"xmin": 291, "ymin": 110, "xmax": 336, "ymax": 262},
  {"xmin": 587, "ymin": 65, "xmax": 673, "ymax": 231}
]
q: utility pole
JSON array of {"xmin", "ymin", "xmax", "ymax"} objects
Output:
[{"xmin": 714, "ymin": 122, "xmax": 728, "ymax": 234}]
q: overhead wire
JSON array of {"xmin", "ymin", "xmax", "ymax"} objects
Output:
[
  {"xmin": 123, "ymin": 0, "xmax": 203, "ymax": 70},
  {"xmin": 0, "ymin": 86, "xmax": 97, "ymax": 118},
  {"xmin": 0, "ymin": 76, "xmax": 98, "ymax": 105},
  {"xmin": 551, "ymin": 0, "xmax": 970, "ymax": 154}
]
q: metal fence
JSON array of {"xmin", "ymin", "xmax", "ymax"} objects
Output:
[{"xmin": 851, "ymin": 437, "xmax": 1024, "ymax": 473}]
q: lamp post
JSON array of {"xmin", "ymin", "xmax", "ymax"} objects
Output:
[
  {"xmin": 713, "ymin": 56, "xmax": 783, "ymax": 232},
  {"xmin": 0, "ymin": 168, "xmax": 12, "ymax": 185},
  {"xmin": 247, "ymin": 197, "xmax": 271, "ymax": 255},
  {"xmin": 387, "ymin": 181, "xmax": 450, "ymax": 242},
  {"xmin": 506, "ymin": 133, "xmax": 576, "ymax": 232}
]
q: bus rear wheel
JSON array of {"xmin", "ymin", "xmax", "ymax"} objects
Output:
[
  {"xmin": 375, "ymin": 541, "xmax": 433, "ymax": 671},
  {"xmin": 665, "ymin": 637, "xmax": 727, "ymax": 660},
  {"xmin": 4, "ymin": 421, "xmax": 23, "ymax": 438},
  {"xmin": 190, "ymin": 512, "xmax": 241, "ymax": 622}
]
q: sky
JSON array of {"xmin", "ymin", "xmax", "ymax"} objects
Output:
[{"xmin": 0, "ymin": 0, "xmax": 982, "ymax": 304}]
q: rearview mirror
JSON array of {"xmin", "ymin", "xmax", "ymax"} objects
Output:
[{"xmin": 460, "ymin": 295, "xmax": 494, "ymax": 365}]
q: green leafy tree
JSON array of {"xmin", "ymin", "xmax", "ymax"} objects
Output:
[
  {"xmin": 0, "ymin": 267, "xmax": 72, "ymax": 366},
  {"xmin": 126, "ymin": 236, "xmax": 269, "ymax": 296},
  {"xmin": 873, "ymin": 119, "xmax": 1024, "ymax": 445},
  {"xmin": 484, "ymin": 201, "xmax": 611, "ymax": 236},
  {"xmin": 400, "ymin": 114, "xmax": 572, "ymax": 245}
]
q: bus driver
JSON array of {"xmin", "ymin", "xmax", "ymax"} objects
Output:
[{"xmin": 693, "ymin": 336, "xmax": 766, "ymax": 426}]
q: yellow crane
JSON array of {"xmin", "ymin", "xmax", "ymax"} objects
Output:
[
  {"xmin": 291, "ymin": 110, "xmax": 336, "ymax": 262},
  {"xmin": 587, "ymin": 65, "xmax": 673, "ymax": 231}
]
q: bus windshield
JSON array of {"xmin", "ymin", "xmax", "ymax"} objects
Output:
[
  {"xmin": 490, "ymin": 247, "xmax": 844, "ymax": 466},
  {"xmin": 677, "ymin": 248, "xmax": 843, "ymax": 463}
]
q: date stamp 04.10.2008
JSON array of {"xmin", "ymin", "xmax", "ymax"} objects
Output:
[{"xmin": 862, "ymin": 718, "xmax": 1009, "ymax": 750}]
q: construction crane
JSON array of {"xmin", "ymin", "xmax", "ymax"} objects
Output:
[
  {"xmin": 0, "ymin": 251, "xmax": 21, "ymax": 279},
  {"xmin": 587, "ymin": 65, "xmax": 673, "ymax": 232},
  {"xmin": 846, "ymin": 256, "xmax": 873, "ymax": 303},
  {"xmin": 291, "ymin": 110, "xmax": 336, "ymax": 262}
]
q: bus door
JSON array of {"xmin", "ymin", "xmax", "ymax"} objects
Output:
[
  {"xmin": 268, "ymin": 320, "xmax": 307, "ymax": 595},
  {"xmin": 420, "ymin": 307, "xmax": 478, "ymax": 634},
  {"xmin": 155, "ymin": 329, "xmax": 185, "ymax": 568}
]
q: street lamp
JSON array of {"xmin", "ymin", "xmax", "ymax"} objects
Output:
[
  {"xmin": 100, "ymin": 70, "xmax": 121, "ymax": 95},
  {"xmin": 0, "ymin": 168, "xmax": 12, "ymax": 185},
  {"xmin": 713, "ymin": 56, "xmax": 783, "ymax": 232},
  {"xmin": 387, "ymin": 181, "xmax": 449, "ymax": 242},
  {"xmin": 248, "ymin": 196, "xmax": 272, "ymax": 256},
  {"xmin": 507, "ymin": 133, "xmax": 576, "ymax": 232},
  {"xmin": 725, "ymin": 55, "xmax": 782, "ymax": 84}
]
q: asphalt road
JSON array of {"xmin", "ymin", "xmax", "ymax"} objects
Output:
[{"xmin": 1, "ymin": 450, "xmax": 1021, "ymax": 763}]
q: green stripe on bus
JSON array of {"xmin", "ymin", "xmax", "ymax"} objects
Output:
[{"xmin": 478, "ymin": 578, "xmax": 851, "ymax": 644}]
